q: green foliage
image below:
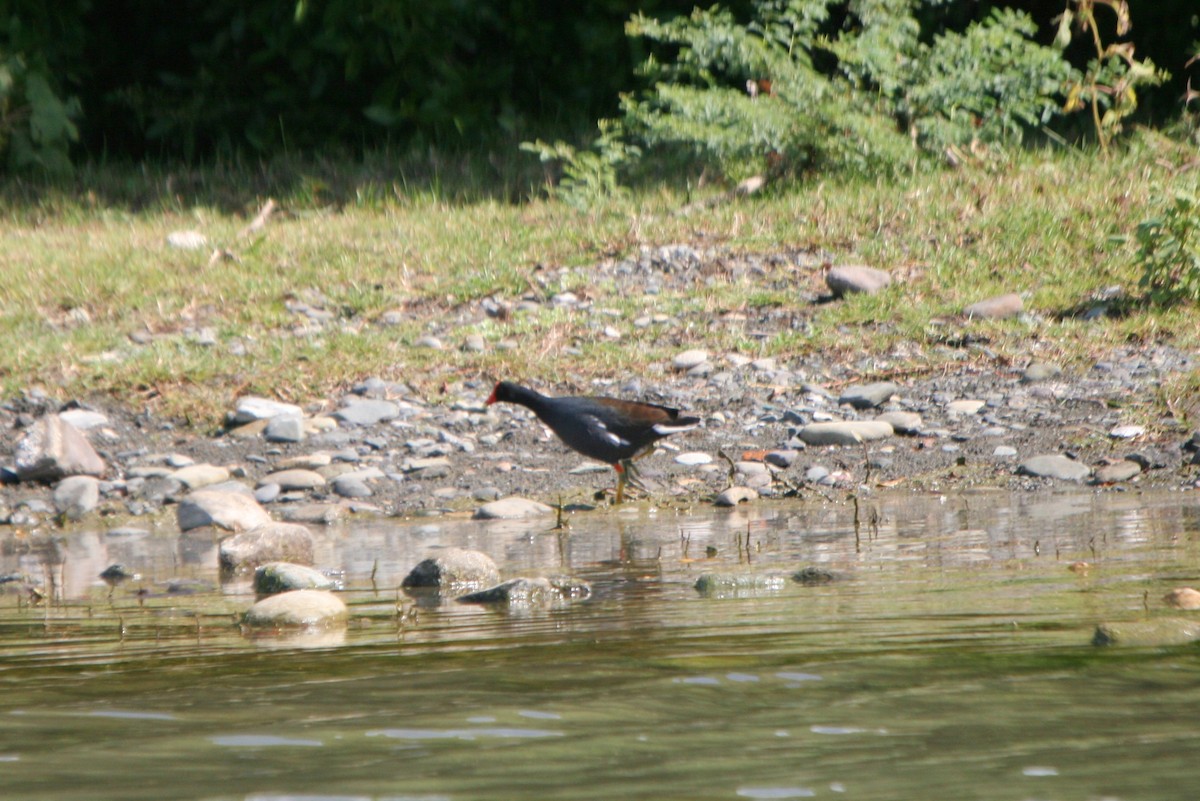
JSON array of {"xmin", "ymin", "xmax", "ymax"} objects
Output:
[
  {"xmin": 1135, "ymin": 190, "xmax": 1200, "ymax": 304},
  {"xmin": 521, "ymin": 126, "xmax": 639, "ymax": 210},
  {"xmin": 568, "ymin": 0, "xmax": 1081, "ymax": 195},
  {"xmin": 906, "ymin": 9, "xmax": 1076, "ymax": 150},
  {"xmin": 0, "ymin": 53, "xmax": 80, "ymax": 174}
]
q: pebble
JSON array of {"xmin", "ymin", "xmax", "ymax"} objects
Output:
[
  {"xmin": 964, "ymin": 292, "xmax": 1023, "ymax": 319},
  {"xmin": 838, "ymin": 381, "xmax": 899, "ymax": 409},
  {"xmin": 171, "ymin": 463, "xmax": 231, "ymax": 489},
  {"xmin": 673, "ymin": 349, "xmax": 709, "ymax": 371},
  {"xmin": 331, "ymin": 475, "xmax": 373, "ymax": 498},
  {"xmin": 715, "ymin": 487, "xmax": 758, "ymax": 506},
  {"xmin": 1109, "ymin": 424, "xmax": 1145, "ymax": 439},
  {"xmin": 675, "ymin": 452, "xmax": 713, "ymax": 466},
  {"xmin": 1091, "ymin": 460, "xmax": 1141, "ymax": 484},
  {"xmin": 334, "ymin": 398, "xmax": 400, "ymax": 427},
  {"xmin": 473, "ymin": 497, "xmax": 554, "ymax": 520},
  {"xmin": 1021, "ymin": 363, "xmax": 1062, "ymax": 383},
  {"xmin": 946, "ymin": 399, "xmax": 986, "ymax": 416},
  {"xmin": 877, "ymin": 411, "xmax": 922, "ymax": 435},
  {"xmin": 765, "ymin": 450, "xmax": 800, "ymax": 468},
  {"xmin": 232, "ymin": 396, "xmax": 304, "ymax": 424},
  {"xmin": 797, "ymin": 421, "xmax": 894, "ymax": 446},
  {"xmin": 825, "ymin": 265, "xmax": 892, "ymax": 296},
  {"xmin": 53, "ymin": 475, "xmax": 100, "ymax": 520},
  {"xmin": 1017, "ymin": 454, "xmax": 1092, "ymax": 482},
  {"xmin": 265, "ymin": 416, "xmax": 306, "ymax": 443},
  {"xmin": 258, "ymin": 469, "xmax": 326, "ymax": 491}
]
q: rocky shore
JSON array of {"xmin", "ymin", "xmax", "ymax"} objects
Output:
[{"xmin": 2, "ymin": 338, "xmax": 1197, "ymax": 536}]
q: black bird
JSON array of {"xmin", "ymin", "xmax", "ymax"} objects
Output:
[{"xmin": 486, "ymin": 381, "xmax": 700, "ymax": 503}]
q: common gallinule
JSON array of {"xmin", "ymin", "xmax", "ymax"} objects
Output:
[{"xmin": 486, "ymin": 381, "xmax": 701, "ymax": 503}]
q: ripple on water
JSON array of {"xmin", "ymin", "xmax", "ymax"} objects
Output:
[
  {"xmin": 736, "ymin": 787, "xmax": 816, "ymax": 799},
  {"xmin": 365, "ymin": 727, "xmax": 563, "ymax": 740},
  {"xmin": 211, "ymin": 734, "xmax": 324, "ymax": 747}
]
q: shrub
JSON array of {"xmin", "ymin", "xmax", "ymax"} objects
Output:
[{"xmin": 1135, "ymin": 190, "xmax": 1200, "ymax": 304}]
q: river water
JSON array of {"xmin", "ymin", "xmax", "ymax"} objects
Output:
[{"xmin": 2, "ymin": 489, "xmax": 1199, "ymax": 800}]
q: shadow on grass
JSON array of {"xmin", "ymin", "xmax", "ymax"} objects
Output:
[{"xmin": 0, "ymin": 139, "xmax": 564, "ymax": 217}]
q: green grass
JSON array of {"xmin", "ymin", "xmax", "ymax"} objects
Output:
[{"xmin": 1, "ymin": 132, "xmax": 1197, "ymax": 424}]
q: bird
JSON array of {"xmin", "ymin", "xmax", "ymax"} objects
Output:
[{"xmin": 486, "ymin": 381, "xmax": 701, "ymax": 504}]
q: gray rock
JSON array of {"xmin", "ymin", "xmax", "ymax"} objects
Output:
[
  {"xmin": 1093, "ymin": 618, "xmax": 1200, "ymax": 647},
  {"xmin": 797, "ymin": 420, "xmax": 894, "ymax": 446},
  {"xmin": 405, "ymin": 457, "xmax": 452, "ymax": 479},
  {"xmin": 401, "ymin": 548, "xmax": 500, "ymax": 592},
  {"xmin": 243, "ymin": 589, "xmax": 347, "ymax": 629},
  {"xmin": 694, "ymin": 572, "xmax": 788, "ymax": 597},
  {"xmin": 14, "ymin": 414, "xmax": 106, "ymax": 482},
  {"xmin": 1016, "ymin": 454, "xmax": 1092, "ymax": 482},
  {"xmin": 675, "ymin": 451, "xmax": 713, "ymax": 466},
  {"xmin": 457, "ymin": 576, "xmax": 591, "ymax": 606},
  {"xmin": 993, "ymin": 446, "xmax": 1018, "ymax": 458},
  {"xmin": 219, "ymin": 522, "xmax": 316, "ymax": 573},
  {"xmin": 333, "ymin": 398, "xmax": 401, "ymax": 427},
  {"xmin": 232, "ymin": 396, "xmax": 304, "ymax": 424},
  {"xmin": 254, "ymin": 562, "xmax": 337, "ymax": 595},
  {"xmin": 258, "ymin": 469, "xmax": 326, "ymax": 491},
  {"xmin": 672, "ymin": 349, "xmax": 709, "ymax": 371},
  {"xmin": 839, "ymin": 381, "xmax": 899, "ymax": 409},
  {"xmin": 53, "ymin": 475, "xmax": 100, "ymax": 520},
  {"xmin": 765, "ymin": 450, "xmax": 800, "ymax": 468},
  {"xmin": 964, "ymin": 292, "xmax": 1023, "ymax": 319},
  {"xmin": 1109, "ymin": 424, "xmax": 1145, "ymax": 440},
  {"xmin": 331, "ymin": 475, "xmax": 373, "ymax": 498},
  {"xmin": 826, "ymin": 265, "xmax": 892, "ymax": 296},
  {"xmin": 1021, "ymin": 363, "xmax": 1062, "ymax": 383},
  {"xmin": 877, "ymin": 411, "xmax": 923, "ymax": 435},
  {"xmin": 278, "ymin": 503, "xmax": 346, "ymax": 525},
  {"xmin": 1091, "ymin": 460, "xmax": 1142, "ymax": 484},
  {"xmin": 265, "ymin": 415, "xmax": 306, "ymax": 443},
  {"xmin": 177, "ymin": 488, "xmax": 272, "ymax": 532},
  {"xmin": 473, "ymin": 497, "xmax": 554, "ymax": 520},
  {"xmin": 255, "ymin": 483, "xmax": 282, "ymax": 504},
  {"xmin": 715, "ymin": 487, "xmax": 758, "ymax": 506},
  {"xmin": 171, "ymin": 463, "xmax": 231, "ymax": 489},
  {"xmin": 946, "ymin": 399, "xmax": 986, "ymax": 416},
  {"xmin": 57, "ymin": 409, "xmax": 109, "ymax": 431}
]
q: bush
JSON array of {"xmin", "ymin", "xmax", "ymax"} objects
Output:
[
  {"xmin": 1136, "ymin": 190, "xmax": 1200, "ymax": 304},
  {"xmin": 531, "ymin": 0, "xmax": 1081, "ymax": 203}
]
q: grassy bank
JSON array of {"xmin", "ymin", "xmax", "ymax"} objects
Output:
[{"xmin": 1, "ymin": 133, "xmax": 1197, "ymax": 426}]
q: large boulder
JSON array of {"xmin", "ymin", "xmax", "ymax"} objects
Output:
[
  {"xmin": 254, "ymin": 562, "xmax": 338, "ymax": 596},
  {"xmin": 14, "ymin": 414, "xmax": 106, "ymax": 482},
  {"xmin": 401, "ymin": 548, "xmax": 500, "ymax": 593},
  {"xmin": 219, "ymin": 523, "xmax": 315, "ymax": 573},
  {"xmin": 177, "ymin": 488, "xmax": 272, "ymax": 532},
  {"xmin": 243, "ymin": 590, "xmax": 347, "ymax": 629}
]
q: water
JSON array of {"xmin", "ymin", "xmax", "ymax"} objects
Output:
[{"xmin": 2, "ymin": 490, "xmax": 1199, "ymax": 800}]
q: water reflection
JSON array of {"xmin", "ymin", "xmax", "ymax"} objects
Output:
[{"xmin": 1, "ymin": 491, "xmax": 1200, "ymax": 800}]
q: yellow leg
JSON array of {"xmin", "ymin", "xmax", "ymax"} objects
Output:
[{"xmin": 614, "ymin": 465, "xmax": 626, "ymax": 505}]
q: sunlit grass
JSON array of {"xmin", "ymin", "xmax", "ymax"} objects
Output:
[{"xmin": 0, "ymin": 133, "xmax": 1195, "ymax": 424}]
